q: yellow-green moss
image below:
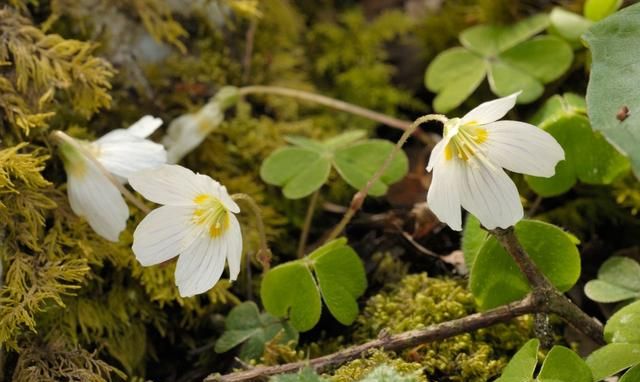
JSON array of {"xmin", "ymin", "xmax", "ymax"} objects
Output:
[{"xmin": 330, "ymin": 350, "xmax": 426, "ymax": 382}]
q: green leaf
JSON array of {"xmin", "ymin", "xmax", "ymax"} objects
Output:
[
  {"xmin": 526, "ymin": 94, "xmax": 629, "ymax": 197},
  {"xmin": 215, "ymin": 302, "xmax": 298, "ymax": 360},
  {"xmin": 313, "ymin": 240, "xmax": 367, "ymax": 325},
  {"xmin": 323, "ymin": 130, "xmax": 367, "ymax": 150},
  {"xmin": 584, "ymin": 3, "xmax": 640, "ymax": 176},
  {"xmin": 260, "ymin": 262, "xmax": 322, "ymax": 332},
  {"xmin": 425, "ymin": 48, "xmax": 486, "ymax": 113},
  {"xmin": 284, "ymin": 136, "xmax": 327, "ymax": 152},
  {"xmin": 495, "ymin": 339, "xmax": 539, "ymax": 382},
  {"xmin": 586, "ymin": 343, "xmax": 640, "ymax": 381},
  {"xmin": 488, "ymin": 59, "xmax": 544, "ymax": 103},
  {"xmin": 538, "ymin": 345, "xmax": 592, "ymax": 382},
  {"xmin": 584, "ymin": 0, "xmax": 623, "ymax": 21},
  {"xmin": 604, "ymin": 300, "xmax": 640, "ymax": 344},
  {"xmin": 260, "ymin": 147, "xmax": 331, "ymax": 199},
  {"xmin": 470, "ymin": 220, "xmax": 581, "ymax": 310},
  {"xmin": 499, "ymin": 36, "xmax": 574, "ymax": 83},
  {"xmin": 333, "ymin": 140, "xmax": 408, "ymax": 196},
  {"xmin": 585, "ymin": 257, "xmax": 640, "ymax": 303},
  {"xmin": 460, "ymin": 14, "xmax": 549, "ymax": 56},
  {"xmin": 461, "ymin": 215, "xmax": 488, "ymax": 270},
  {"xmin": 360, "ymin": 365, "xmax": 421, "ymax": 382},
  {"xmin": 549, "ymin": 7, "xmax": 593, "ymax": 44},
  {"xmin": 269, "ymin": 367, "xmax": 327, "ymax": 382},
  {"xmin": 620, "ymin": 364, "xmax": 640, "ymax": 382}
]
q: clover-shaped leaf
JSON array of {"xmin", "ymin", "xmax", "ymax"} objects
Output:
[
  {"xmin": 526, "ymin": 94, "xmax": 629, "ymax": 197},
  {"xmin": 585, "ymin": 257, "xmax": 640, "ymax": 303},
  {"xmin": 585, "ymin": 3, "xmax": 640, "ymax": 177},
  {"xmin": 549, "ymin": 7, "xmax": 593, "ymax": 46},
  {"xmin": 261, "ymin": 131, "xmax": 408, "ymax": 199},
  {"xmin": 261, "ymin": 239, "xmax": 367, "ymax": 331},
  {"xmin": 469, "ymin": 219, "xmax": 580, "ymax": 310},
  {"xmin": 584, "ymin": 0, "xmax": 622, "ymax": 21},
  {"xmin": 497, "ymin": 339, "xmax": 592, "ymax": 382},
  {"xmin": 215, "ymin": 302, "xmax": 298, "ymax": 360},
  {"xmin": 425, "ymin": 14, "xmax": 573, "ymax": 112}
]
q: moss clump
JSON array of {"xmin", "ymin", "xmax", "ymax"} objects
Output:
[
  {"xmin": 330, "ymin": 350, "xmax": 426, "ymax": 382},
  {"xmin": 352, "ymin": 274, "xmax": 532, "ymax": 382}
]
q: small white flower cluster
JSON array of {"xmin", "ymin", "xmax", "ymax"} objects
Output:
[
  {"xmin": 58, "ymin": 115, "xmax": 242, "ymax": 297},
  {"xmin": 57, "ymin": 91, "xmax": 563, "ymax": 297}
]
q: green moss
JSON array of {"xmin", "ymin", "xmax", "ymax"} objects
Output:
[{"xmin": 330, "ymin": 350, "xmax": 426, "ymax": 382}]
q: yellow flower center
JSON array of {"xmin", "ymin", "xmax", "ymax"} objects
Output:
[
  {"xmin": 443, "ymin": 119, "xmax": 489, "ymax": 162},
  {"xmin": 193, "ymin": 194, "xmax": 230, "ymax": 238}
]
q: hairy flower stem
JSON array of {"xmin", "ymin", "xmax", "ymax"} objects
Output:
[
  {"xmin": 50, "ymin": 131, "xmax": 151, "ymax": 214},
  {"xmin": 297, "ymin": 190, "xmax": 319, "ymax": 258},
  {"xmin": 231, "ymin": 193, "xmax": 272, "ymax": 270},
  {"xmin": 326, "ymin": 114, "xmax": 448, "ymax": 242},
  {"xmin": 237, "ymin": 86, "xmax": 434, "ymax": 144}
]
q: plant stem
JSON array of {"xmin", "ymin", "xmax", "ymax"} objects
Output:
[
  {"xmin": 205, "ymin": 295, "xmax": 538, "ymax": 382},
  {"xmin": 237, "ymin": 86, "xmax": 434, "ymax": 144},
  {"xmin": 50, "ymin": 131, "xmax": 151, "ymax": 214},
  {"xmin": 231, "ymin": 193, "xmax": 272, "ymax": 270},
  {"xmin": 326, "ymin": 114, "xmax": 447, "ymax": 242},
  {"xmin": 297, "ymin": 190, "xmax": 319, "ymax": 258}
]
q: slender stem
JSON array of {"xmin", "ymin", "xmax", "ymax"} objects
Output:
[
  {"xmin": 231, "ymin": 193, "xmax": 272, "ymax": 270},
  {"xmin": 206, "ymin": 295, "xmax": 538, "ymax": 382},
  {"xmin": 297, "ymin": 190, "xmax": 319, "ymax": 258},
  {"xmin": 238, "ymin": 86, "xmax": 432, "ymax": 141},
  {"xmin": 50, "ymin": 131, "xmax": 151, "ymax": 214},
  {"xmin": 241, "ymin": 19, "xmax": 258, "ymax": 84},
  {"xmin": 326, "ymin": 114, "xmax": 447, "ymax": 242},
  {"xmin": 490, "ymin": 227, "xmax": 554, "ymax": 291}
]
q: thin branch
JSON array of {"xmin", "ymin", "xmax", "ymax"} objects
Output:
[
  {"xmin": 326, "ymin": 114, "xmax": 447, "ymax": 242},
  {"xmin": 232, "ymin": 193, "xmax": 272, "ymax": 270},
  {"xmin": 205, "ymin": 295, "xmax": 538, "ymax": 382},
  {"xmin": 237, "ymin": 86, "xmax": 435, "ymax": 145},
  {"xmin": 50, "ymin": 131, "xmax": 151, "ymax": 214},
  {"xmin": 297, "ymin": 190, "xmax": 319, "ymax": 258}
]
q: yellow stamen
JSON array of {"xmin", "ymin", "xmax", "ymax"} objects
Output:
[
  {"xmin": 192, "ymin": 194, "xmax": 230, "ymax": 238},
  {"xmin": 443, "ymin": 124, "xmax": 489, "ymax": 162}
]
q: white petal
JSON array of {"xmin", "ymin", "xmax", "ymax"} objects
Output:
[
  {"xmin": 426, "ymin": 138, "xmax": 447, "ymax": 172},
  {"xmin": 483, "ymin": 121, "xmax": 565, "ymax": 177},
  {"xmin": 128, "ymin": 164, "xmax": 212, "ymax": 206},
  {"xmin": 96, "ymin": 139, "xmax": 167, "ymax": 179},
  {"xmin": 127, "ymin": 115, "xmax": 163, "ymax": 138},
  {"xmin": 459, "ymin": 158, "xmax": 523, "ymax": 230},
  {"xmin": 175, "ymin": 234, "xmax": 226, "ymax": 297},
  {"xmin": 427, "ymin": 157, "xmax": 463, "ymax": 230},
  {"xmin": 226, "ymin": 214, "xmax": 243, "ymax": 280},
  {"xmin": 132, "ymin": 205, "xmax": 198, "ymax": 266},
  {"xmin": 163, "ymin": 104, "xmax": 223, "ymax": 164},
  {"xmin": 206, "ymin": 181, "xmax": 240, "ymax": 213},
  {"xmin": 66, "ymin": 156, "xmax": 128, "ymax": 242},
  {"xmin": 461, "ymin": 92, "xmax": 521, "ymax": 125}
]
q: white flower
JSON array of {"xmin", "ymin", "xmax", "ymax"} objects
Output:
[
  {"xmin": 59, "ymin": 116, "xmax": 166, "ymax": 241},
  {"xmin": 128, "ymin": 164, "xmax": 243, "ymax": 297},
  {"xmin": 426, "ymin": 92, "xmax": 564, "ymax": 231},
  {"xmin": 163, "ymin": 102, "xmax": 223, "ymax": 164}
]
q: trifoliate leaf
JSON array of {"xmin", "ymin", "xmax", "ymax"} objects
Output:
[
  {"xmin": 526, "ymin": 94, "xmax": 629, "ymax": 197},
  {"xmin": 494, "ymin": 339, "xmax": 539, "ymax": 382},
  {"xmin": 261, "ymin": 239, "xmax": 367, "ymax": 332},
  {"xmin": 323, "ymin": 130, "xmax": 367, "ymax": 150},
  {"xmin": 260, "ymin": 147, "xmax": 331, "ymax": 199},
  {"xmin": 333, "ymin": 140, "xmax": 408, "ymax": 196},
  {"xmin": 269, "ymin": 367, "xmax": 327, "ymax": 382},
  {"xmin": 604, "ymin": 300, "xmax": 640, "ymax": 344},
  {"xmin": 260, "ymin": 262, "xmax": 322, "ymax": 332},
  {"xmin": 585, "ymin": 256, "xmax": 640, "ymax": 303},
  {"xmin": 584, "ymin": 0, "xmax": 622, "ymax": 21},
  {"xmin": 586, "ymin": 343, "xmax": 640, "ymax": 381},
  {"xmin": 470, "ymin": 220, "xmax": 580, "ymax": 310},
  {"xmin": 215, "ymin": 302, "xmax": 298, "ymax": 360},
  {"xmin": 538, "ymin": 346, "xmax": 592, "ymax": 382},
  {"xmin": 585, "ymin": 3, "xmax": 640, "ymax": 177},
  {"xmin": 426, "ymin": 15, "xmax": 572, "ymax": 112}
]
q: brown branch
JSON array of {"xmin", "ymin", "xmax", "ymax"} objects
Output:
[{"xmin": 205, "ymin": 295, "xmax": 538, "ymax": 382}]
